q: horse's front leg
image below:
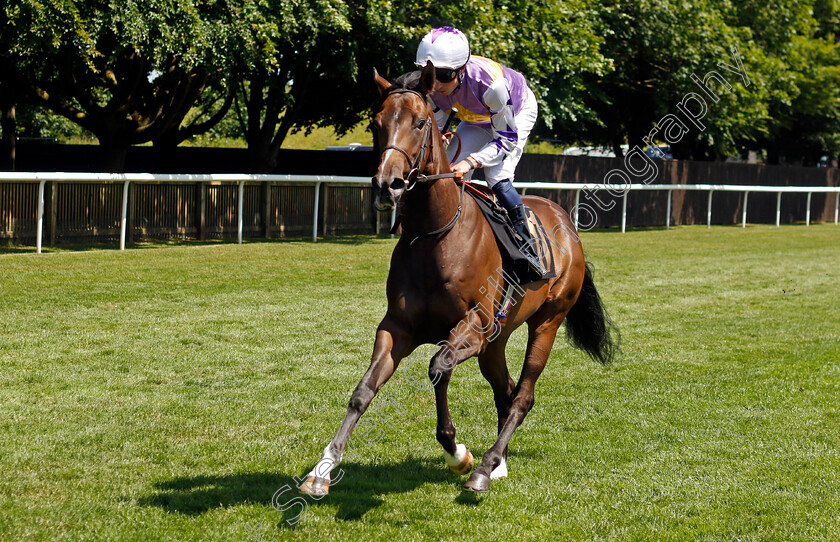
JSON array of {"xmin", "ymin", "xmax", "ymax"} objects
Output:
[
  {"xmin": 429, "ymin": 311, "xmax": 486, "ymax": 476},
  {"xmin": 299, "ymin": 318, "xmax": 412, "ymax": 496}
]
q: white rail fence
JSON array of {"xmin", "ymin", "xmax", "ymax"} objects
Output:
[{"xmin": 1, "ymin": 172, "xmax": 838, "ymax": 253}]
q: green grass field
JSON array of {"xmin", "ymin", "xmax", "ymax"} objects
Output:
[{"xmin": 1, "ymin": 225, "xmax": 838, "ymax": 541}]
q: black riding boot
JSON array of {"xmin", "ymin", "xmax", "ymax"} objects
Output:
[{"xmin": 508, "ymin": 204, "xmax": 545, "ymax": 275}]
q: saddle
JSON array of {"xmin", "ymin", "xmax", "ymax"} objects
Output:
[{"xmin": 462, "ymin": 182, "xmax": 557, "ymax": 285}]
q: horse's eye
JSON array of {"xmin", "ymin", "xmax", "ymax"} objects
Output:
[{"xmin": 416, "ymin": 119, "xmax": 426, "ymax": 129}]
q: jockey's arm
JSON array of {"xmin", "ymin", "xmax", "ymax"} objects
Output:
[
  {"xmin": 470, "ymin": 78, "xmax": 518, "ymax": 168},
  {"xmin": 432, "ymin": 104, "xmax": 454, "ymax": 145},
  {"xmin": 433, "ymin": 104, "xmax": 450, "ymax": 131}
]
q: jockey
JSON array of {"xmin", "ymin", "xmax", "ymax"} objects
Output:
[{"xmin": 416, "ymin": 26, "xmax": 542, "ymax": 274}]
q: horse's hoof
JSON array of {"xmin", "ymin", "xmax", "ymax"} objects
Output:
[
  {"xmin": 463, "ymin": 472, "xmax": 491, "ymax": 492},
  {"xmin": 445, "ymin": 444, "xmax": 474, "ymax": 475},
  {"xmin": 298, "ymin": 475, "xmax": 330, "ymax": 497}
]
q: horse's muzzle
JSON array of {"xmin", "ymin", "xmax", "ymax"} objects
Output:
[{"xmin": 372, "ymin": 176, "xmax": 406, "ymax": 211}]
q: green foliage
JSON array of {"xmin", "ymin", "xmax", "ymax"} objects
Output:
[
  {"xmin": 728, "ymin": 0, "xmax": 817, "ymax": 55},
  {"xmin": 769, "ymin": 35, "xmax": 840, "ymax": 162},
  {"xmin": 526, "ymin": 0, "xmax": 840, "ymax": 164},
  {"xmin": 15, "ymin": 105, "xmax": 88, "ymax": 140},
  {"xmin": 471, "ymin": 0, "xmax": 610, "ymax": 129},
  {"xmin": 813, "ymin": 0, "xmax": 840, "ymax": 38},
  {"xmin": 718, "ymin": 1, "xmax": 840, "ymax": 164},
  {"xmin": 3, "ymin": 0, "xmax": 840, "ymax": 167},
  {"xmin": 230, "ymin": 0, "xmax": 360, "ymax": 171},
  {"xmin": 3, "ymin": 0, "xmax": 251, "ymax": 169},
  {"xmin": 543, "ymin": 0, "xmax": 751, "ymax": 157}
]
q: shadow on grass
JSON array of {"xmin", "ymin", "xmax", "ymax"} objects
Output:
[
  {"xmin": 0, "ymin": 234, "xmax": 394, "ymax": 254},
  {"xmin": 129, "ymin": 234, "xmax": 391, "ymax": 248},
  {"xmin": 0, "ymin": 241, "xmax": 122, "ymax": 254},
  {"xmin": 137, "ymin": 455, "xmax": 465, "ymax": 524}
]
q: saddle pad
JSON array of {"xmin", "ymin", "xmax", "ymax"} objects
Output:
[{"xmin": 467, "ymin": 191, "xmax": 556, "ymax": 285}]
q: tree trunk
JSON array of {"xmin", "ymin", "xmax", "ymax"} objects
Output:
[
  {"xmin": 97, "ymin": 137, "xmax": 131, "ymax": 173},
  {"xmin": 247, "ymin": 139, "xmax": 276, "ymax": 174},
  {"xmin": 0, "ymin": 90, "xmax": 15, "ymax": 171}
]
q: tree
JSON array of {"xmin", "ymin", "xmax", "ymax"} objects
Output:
[
  {"xmin": 0, "ymin": 61, "xmax": 18, "ymax": 170},
  {"xmin": 231, "ymin": 0, "xmax": 608, "ymax": 172},
  {"xmin": 231, "ymin": 0, "xmax": 436, "ymax": 173},
  {"xmin": 231, "ymin": 0, "xmax": 358, "ymax": 172},
  {"xmin": 4, "ymin": 0, "xmax": 242, "ymax": 171},
  {"xmin": 755, "ymin": 35, "xmax": 840, "ymax": 165},
  {"xmin": 535, "ymin": 0, "xmax": 769, "ymax": 159},
  {"xmin": 814, "ymin": 0, "xmax": 840, "ymax": 39},
  {"xmin": 0, "ymin": 4, "xmax": 30, "ymax": 170},
  {"xmin": 469, "ymin": 0, "xmax": 610, "ymax": 138},
  {"xmin": 727, "ymin": 0, "xmax": 840, "ymax": 165}
]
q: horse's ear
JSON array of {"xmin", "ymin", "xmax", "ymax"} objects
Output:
[
  {"xmin": 420, "ymin": 61, "xmax": 435, "ymax": 96},
  {"xmin": 374, "ymin": 68, "xmax": 391, "ymax": 95}
]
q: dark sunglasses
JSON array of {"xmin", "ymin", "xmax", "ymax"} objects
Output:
[{"xmin": 435, "ymin": 68, "xmax": 459, "ymax": 83}]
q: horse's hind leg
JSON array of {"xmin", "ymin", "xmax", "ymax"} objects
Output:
[
  {"xmin": 429, "ymin": 314, "xmax": 485, "ymax": 475},
  {"xmin": 464, "ymin": 311, "xmax": 564, "ymax": 492},
  {"xmin": 299, "ymin": 318, "xmax": 412, "ymax": 496},
  {"xmin": 478, "ymin": 339, "xmax": 515, "ymax": 480}
]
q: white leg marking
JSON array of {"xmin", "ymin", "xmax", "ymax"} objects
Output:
[
  {"xmin": 444, "ymin": 443, "xmax": 468, "ymax": 467},
  {"xmin": 490, "ymin": 457, "xmax": 508, "ymax": 480},
  {"xmin": 308, "ymin": 446, "xmax": 339, "ymax": 482}
]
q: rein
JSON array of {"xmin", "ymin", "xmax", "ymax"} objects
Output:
[{"xmin": 407, "ymin": 176, "xmax": 466, "ymax": 246}]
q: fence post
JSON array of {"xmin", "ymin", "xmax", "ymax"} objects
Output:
[
  {"xmin": 806, "ymin": 192, "xmax": 812, "ymax": 226},
  {"xmin": 197, "ymin": 182, "xmax": 206, "ymax": 240},
  {"xmin": 237, "ymin": 180, "xmax": 245, "ymax": 244},
  {"xmin": 835, "ymin": 192, "xmax": 839, "ymax": 225},
  {"xmin": 621, "ymin": 191, "xmax": 628, "ymax": 233},
  {"xmin": 666, "ymin": 190, "xmax": 672, "ymax": 230},
  {"xmin": 312, "ymin": 181, "xmax": 321, "ymax": 242},
  {"xmin": 36, "ymin": 179, "xmax": 46, "ymax": 253},
  {"xmin": 48, "ymin": 182, "xmax": 57, "ymax": 246},
  {"xmin": 574, "ymin": 189, "xmax": 581, "ymax": 230},
  {"xmin": 706, "ymin": 189, "xmax": 713, "ymax": 229},
  {"xmin": 776, "ymin": 192, "xmax": 782, "ymax": 227},
  {"xmin": 263, "ymin": 181, "xmax": 272, "ymax": 239},
  {"xmin": 120, "ymin": 179, "xmax": 130, "ymax": 250},
  {"xmin": 322, "ymin": 184, "xmax": 330, "ymax": 237},
  {"xmin": 742, "ymin": 191, "xmax": 749, "ymax": 228}
]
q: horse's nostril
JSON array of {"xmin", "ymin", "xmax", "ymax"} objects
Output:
[{"xmin": 391, "ymin": 178, "xmax": 406, "ymax": 191}]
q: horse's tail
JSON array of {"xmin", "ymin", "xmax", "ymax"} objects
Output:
[{"xmin": 564, "ymin": 262, "xmax": 620, "ymax": 365}]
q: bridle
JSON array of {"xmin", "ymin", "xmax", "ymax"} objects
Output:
[
  {"xmin": 379, "ymin": 89, "xmax": 436, "ymax": 188},
  {"xmin": 377, "ymin": 87, "xmax": 465, "ymax": 245},
  {"xmin": 379, "ymin": 88, "xmax": 462, "ymax": 188}
]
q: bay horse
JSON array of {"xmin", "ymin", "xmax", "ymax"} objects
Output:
[{"xmin": 300, "ymin": 62, "xmax": 618, "ymax": 494}]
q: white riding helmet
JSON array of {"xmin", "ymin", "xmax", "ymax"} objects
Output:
[{"xmin": 415, "ymin": 26, "xmax": 471, "ymax": 70}]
